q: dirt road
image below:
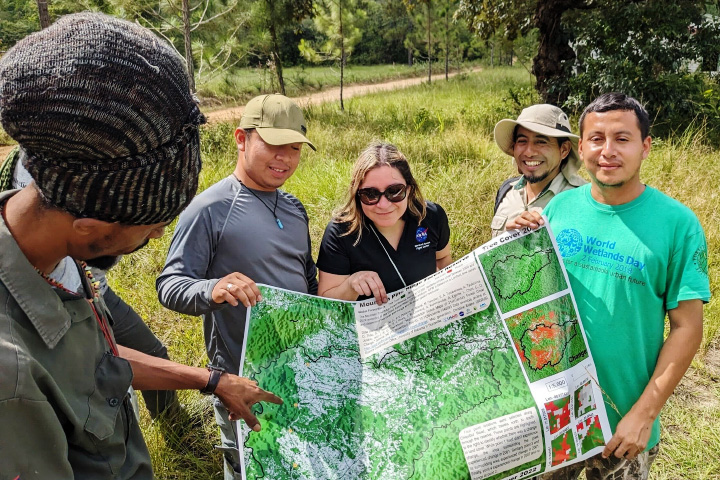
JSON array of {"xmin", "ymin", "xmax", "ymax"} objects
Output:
[
  {"xmin": 0, "ymin": 68, "xmax": 477, "ymax": 160},
  {"xmin": 206, "ymin": 68, "xmax": 478, "ymax": 124}
]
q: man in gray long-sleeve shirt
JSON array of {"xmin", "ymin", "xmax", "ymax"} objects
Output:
[{"xmin": 157, "ymin": 94, "xmax": 318, "ymax": 480}]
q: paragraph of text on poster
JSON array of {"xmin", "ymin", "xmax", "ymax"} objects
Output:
[
  {"xmin": 459, "ymin": 408, "xmax": 543, "ymax": 480},
  {"xmin": 354, "ymin": 254, "xmax": 490, "ymax": 359}
]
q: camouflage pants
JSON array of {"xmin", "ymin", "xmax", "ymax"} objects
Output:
[{"xmin": 540, "ymin": 444, "xmax": 660, "ymax": 480}]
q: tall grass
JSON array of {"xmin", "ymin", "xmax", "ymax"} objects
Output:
[{"xmin": 110, "ymin": 66, "xmax": 720, "ymax": 479}]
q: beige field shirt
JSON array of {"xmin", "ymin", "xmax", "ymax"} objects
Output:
[{"xmin": 491, "ymin": 165, "xmax": 586, "ymax": 238}]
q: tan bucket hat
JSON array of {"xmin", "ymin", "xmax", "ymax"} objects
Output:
[
  {"xmin": 494, "ymin": 104, "xmax": 582, "ymax": 182},
  {"xmin": 239, "ymin": 94, "xmax": 316, "ymax": 151}
]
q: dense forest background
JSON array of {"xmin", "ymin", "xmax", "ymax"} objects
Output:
[{"xmin": 1, "ymin": 0, "xmax": 719, "ymax": 138}]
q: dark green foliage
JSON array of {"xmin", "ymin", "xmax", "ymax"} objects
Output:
[
  {"xmin": 456, "ymin": 0, "xmax": 533, "ymax": 42},
  {"xmin": 353, "ymin": 0, "xmax": 414, "ymax": 64},
  {"xmin": 0, "ymin": 0, "xmax": 39, "ymax": 48},
  {"xmin": 458, "ymin": 0, "xmax": 720, "ymax": 142},
  {"xmin": 562, "ymin": 0, "xmax": 720, "ymax": 140},
  {"xmin": 275, "ymin": 18, "xmax": 322, "ymax": 67}
]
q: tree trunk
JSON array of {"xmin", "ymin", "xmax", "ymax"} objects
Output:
[
  {"xmin": 490, "ymin": 41, "xmax": 494, "ymax": 67},
  {"xmin": 269, "ymin": 17, "xmax": 286, "ymax": 96},
  {"xmin": 339, "ymin": 0, "xmax": 345, "ymax": 111},
  {"xmin": 532, "ymin": 0, "xmax": 575, "ymax": 105},
  {"xmin": 36, "ymin": 0, "xmax": 51, "ymax": 29},
  {"xmin": 426, "ymin": 0, "xmax": 432, "ymax": 83},
  {"xmin": 444, "ymin": 6, "xmax": 449, "ymax": 80},
  {"xmin": 182, "ymin": 0, "xmax": 196, "ymax": 92},
  {"xmin": 408, "ymin": 46, "xmax": 413, "ymax": 67}
]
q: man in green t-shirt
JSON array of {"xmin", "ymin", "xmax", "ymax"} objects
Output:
[{"xmin": 509, "ymin": 93, "xmax": 710, "ymax": 479}]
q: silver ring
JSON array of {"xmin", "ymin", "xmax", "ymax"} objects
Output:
[{"xmin": 227, "ymin": 283, "xmax": 233, "ymax": 291}]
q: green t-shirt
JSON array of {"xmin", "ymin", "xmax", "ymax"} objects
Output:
[{"xmin": 545, "ymin": 184, "xmax": 710, "ymax": 449}]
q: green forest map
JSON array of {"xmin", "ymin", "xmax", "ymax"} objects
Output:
[
  {"xmin": 477, "ymin": 228, "xmax": 567, "ymax": 313},
  {"xmin": 240, "ymin": 287, "xmax": 545, "ymax": 480}
]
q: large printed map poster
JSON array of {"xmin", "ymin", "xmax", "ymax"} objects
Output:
[{"xmin": 239, "ymin": 223, "xmax": 612, "ymax": 480}]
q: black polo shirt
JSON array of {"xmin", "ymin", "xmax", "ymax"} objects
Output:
[{"xmin": 317, "ymin": 201, "xmax": 450, "ymax": 298}]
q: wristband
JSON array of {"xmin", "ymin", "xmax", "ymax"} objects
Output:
[{"xmin": 200, "ymin": 365, "xmax": 225, "ymax": 395}]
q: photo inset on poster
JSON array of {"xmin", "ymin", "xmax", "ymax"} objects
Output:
[
  {"xmin": 545, "ymin": 396, "xmax": 571, "ymax": 434},
  {"xmin": 477, "ymin": 227, "xmax": 568, "ymax": 314},
  {"xmin": 551, "ymin": 431, "xmax": 577, "ymax": 467},
  {"xmin": 504, "ymin": 295, "xmax": 589, "ymax": 382},
  {"xmin": 574, "ymin": 380, "xmax": 596, "ymax": 417},
  {"xmin": 576, "ymin": 415, "xmax": 605, "ymax": 454}
]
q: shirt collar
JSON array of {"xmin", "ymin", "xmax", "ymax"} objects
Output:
[
  {"xmin": 0, "ymin": 189, "xmax": 73, "ymax": 348},
  {"xmin": 513, "ymin": 168, "xmax": 576, "ymax": 197}
]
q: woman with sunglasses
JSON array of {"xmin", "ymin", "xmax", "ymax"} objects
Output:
[{"xmin": 317, "ymin": 142, "xmax": 452, "ymax": 304}]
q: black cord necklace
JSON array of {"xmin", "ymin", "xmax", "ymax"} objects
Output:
[{"xmin": 238, "ymin": 179, "xmax": 284, "ymax": 229}]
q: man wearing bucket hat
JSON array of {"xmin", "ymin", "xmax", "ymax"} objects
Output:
[
  {"xmin": 0, "ymin": 14, "xmax": 282, "ymax": 479},
  {"xmin": 491, "ymin": 104, "xmax": 586, "ymax": 237},
  {"xmin": 157, "ymin": 93, "xmax": 318, "ymax": 479}
]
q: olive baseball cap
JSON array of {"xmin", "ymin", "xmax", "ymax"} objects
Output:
[{"xmin": 239, "ymin": 94, "xmax": 316, "ymax": 151}]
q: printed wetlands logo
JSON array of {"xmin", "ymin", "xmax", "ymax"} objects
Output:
[{"xmin": 555, "ymin": 229, "xmax": 583, "ymax": 258}]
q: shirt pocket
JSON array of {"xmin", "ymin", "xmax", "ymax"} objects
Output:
[
  {"xmin": 491, "ymin": 214, "xmax": 508, "ymax": 232},
  {"xmin": 84, "ymin": 352, "xmax": 133, "ymax": 440}
]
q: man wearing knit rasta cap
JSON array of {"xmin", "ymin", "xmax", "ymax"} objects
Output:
[
  {"xmin": 157, "ymin": 94, "xmax": 317, "ymax": 479},
  {"xmin": 0, "ymin": 13, "xmax": 281, "ymax": 479},
  {"xmin": 0, "ymin": 146, "xmax": 183, "ymax": 422}
]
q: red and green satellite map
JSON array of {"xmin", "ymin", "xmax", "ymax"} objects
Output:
[
  {"xmin": 545, "ymin": 396, "xmax": 571, "ymax": 434},
  {"xmin": 505, "ymin": 295, "xmax": 589, "ymax": 382},
  {"xmin": 574, "ymin": 380, "xmax": 596, "ymax": 417},
  {"xmin": 550, "ymin": 430, "xmax": 577, "ymax": 466},
  {"xmin": 576, "ymin": 415, "xmax": 605, "ymax": 454}
]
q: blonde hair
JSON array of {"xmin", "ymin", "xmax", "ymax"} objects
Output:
[{"xmin": 333, "ymin": 142, "xmax": 426, "ymax": 245}]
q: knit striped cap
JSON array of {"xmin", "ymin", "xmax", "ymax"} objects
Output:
[{"xmin": 0, "ymin": 12, "xmax": 205, "ymax": 225}]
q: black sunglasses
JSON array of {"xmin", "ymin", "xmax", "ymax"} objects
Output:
[{"xmin": 357, "ymin": 183, "xmax": 408, "ymax": 205}]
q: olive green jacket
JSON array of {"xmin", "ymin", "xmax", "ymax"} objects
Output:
[{"xmin": 0, "ymin": 189, "xmax": 153, "ymax": 479}]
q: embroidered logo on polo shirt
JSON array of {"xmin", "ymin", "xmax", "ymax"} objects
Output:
[
  {"xmin": 414, "ymin": 227, "xmax": 431, "ymax": 251},
  {"xmin": 693, "ymin": 245, "xmax": 708, "ymax": 277},
  {"xmin": 416, "ymin": 227, "xmax": 428, "ymax": 242}
]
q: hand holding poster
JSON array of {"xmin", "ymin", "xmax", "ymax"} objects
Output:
[{"xmin": 238, "ymin": 223, "xmax": 612, "ymax": 479}]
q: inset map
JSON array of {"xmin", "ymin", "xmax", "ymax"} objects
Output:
[
  {"xmin": 550, "ymin": 431, "xmax": 577, "ymax": 467},
  {"xmin": 241, "ymin": 286, "xmax": 540, "ymax": 479},
  {"xmin": 504, "ymin": 295, "xmax": 589, "ymax": 382},
  {"xmin": 478, "ymin": 228, "xmax": 567, "ymax": 313},
  {"xmin": 576, "ymin": 415, "xmax": 605, "ymax": 453},
  {"xmin": 545, "ymin": 396, "xmax": 571, "ymax": 435},
  {"xmin": 574, "ymin": 381, "xmax": 596, "ymax": 418}
]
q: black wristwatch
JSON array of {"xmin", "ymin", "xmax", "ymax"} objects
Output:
[{"xmin": 200, "ymin": 365, "xmax": 225, "ymax": 395}]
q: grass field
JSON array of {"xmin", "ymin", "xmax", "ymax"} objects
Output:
[
  {"xmin": 109, "ymin": 66, "xmax": 719, "ymax": 479},
  {"xmin": 197, "ymin": 61, "xmax": 479, "ymax": 107}
]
